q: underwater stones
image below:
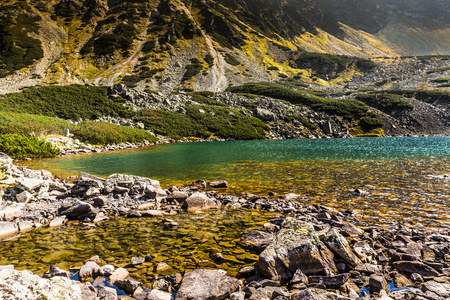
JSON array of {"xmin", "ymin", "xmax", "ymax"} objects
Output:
[
  {"xmin": 259, "ymin": 217, "xmax": 336, "ymax": 283},
  {"xmin": 131, "ymin": 257, "xmax": 145, "ymax": 265},
  {"xmin": 324, "ymin": 229, "xmax": 362, "ymax": 268},
  {"xmin": 175, "ymin": 269, "xmax": 240, "ymax": 300},
  {"xmin": 182, "ymin": 192, "xmax": 219, "ymax": 212},
  {"xmin": 79, "ymin": 261, "xmax": 100, "ymax": 281},
  {"xmin": 241, "ymin": 229, "xmax": 274, "ymax": 252}
]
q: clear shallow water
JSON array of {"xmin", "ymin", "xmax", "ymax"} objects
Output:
[
  {"xmin": 21, "ymin": 137, "xmax": 450, "ymax": 227},
  {"xmin": 0, "ymin": 209, "xmax": 277, "ymax": 283}
]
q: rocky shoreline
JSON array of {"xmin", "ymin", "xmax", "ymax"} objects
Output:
[{"xmin": 0, "ymin": 153, "xmax": 449, "ymax": 299}]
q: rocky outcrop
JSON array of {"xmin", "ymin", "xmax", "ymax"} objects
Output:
[{"xmin": 259, "ymin": 217, "xmax": 336, "ymax": 282}]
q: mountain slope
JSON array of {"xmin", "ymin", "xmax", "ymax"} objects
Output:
[{"xmin": 0, "ymin": 0, "xmax": 449, "ymax": 94}]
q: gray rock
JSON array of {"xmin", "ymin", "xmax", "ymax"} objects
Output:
[
  {"xmin": 94, "ymin": 197, "xmax": 108, "ymax": 207},
  {"xmin": 354, "ymin": 263, "xmax": 382, "ymax": 275},
  {"xmin": 182, "ymin": 192, "xmax": 219, "ymax": 212},
  {"xmin": 0, "ymin": 221, "xmax": 18, "ymax": 238},
  {"xmin": 166, "ymin": 191, "xmax": 189, "ymax": 203},
  {"xmin": 308, "ymin": 274, "xmax": 350, "ymax": 289},
  {"xmin": 109, "ymin": 267, "xmax": 129, "ymax": 284},
  {"xmin": 49, "ymin": 216, "xmax": 67, "ymax": 227},
  {"xmin": 42, "ymin": 265, "xmax": 69, "ymax": 279},
  {"xmin": 292, "ymin": 288, "xmax": 352, "ymax": 299},
  {"xmin": 421, "ymin": 281, "xmax": 450, "ymax": 298},
  {"xmin": 81, "ymin": 283, "xmax": 97, "ymax": 300},
  {"xmin": 369, "ymin": 274, "xmax": 387, "ymax": 292},
  {"xmin": 353, "ymin": 241, "xmax": 376, "ymax": 262},
  {"xmin": 393, "ymin": 261, "xmax": 440, "ymax": 277},
  {"xmin": 16, "ymin": 191, "xmax": 33, "ymax": 203},
  {"xmin": 79, "ymin": 261, "xmax": 100, "ymax": 281},
  {"xmin": 114, "ymin": 278, "xmax": 143, "ymax": 296},
  {"xmin": 0, "ymin": 268, "xmax": 82, "ymax": 299},
  {"xmin": 98, "ymin": 286, "xmax": 118, "ymax": 300},
  {"xmin": 0, "ymin": 204, "xmax": 24, "ymax": 221},
  {"xmin": 60, "ymin": 201, "xmax": 98, "ymax": 220},
  {"xmin": 249, "ymin": 286, "xmax": 290, "ymax": 300},
  {"xmin": 175, "ymin": 269, "xmax": 240, "ymax": 300},
  {"xmin": 325, "ymin": 229, "xmax": 362, "ymax": 267},
  {"xmin": 99, "ymin": 265, "xmax": 115, "ymax": 277},
  {"xmin": 241, "ymin": 229, "xmax": 274, "ymax": 252},
  {"xmin": 208, "ymin": 180, "xmax": 229, "ymax": 188},
  {"xmin": 259, "ymin": 217, "xmax": 336, "ymax": 283},
  {"xmin": 131, "ymin": 257, "xmax": 145, "ymax": 265},
  {"xmin": 230, "ymin": 291, "xmax": 246, "ymax": 300}
]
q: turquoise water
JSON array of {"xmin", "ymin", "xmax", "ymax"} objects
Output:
[{"xmin": 22, "ymin": 137, "xmax": 450, "ymax": 227}]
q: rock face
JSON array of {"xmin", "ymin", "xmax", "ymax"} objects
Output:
[
  {"xmin": 259, "ymin": 217, "xmax": 336, "ymax": 283},
  {"xmin": 175, "ymin": 269, "xmax": 240, "ymax": 300},
  {"xmin": 0, "ymin": 268, "xmax": 82, "ymax": 299}
]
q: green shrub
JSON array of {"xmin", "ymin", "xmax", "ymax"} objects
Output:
[
  {"xmin": 358, "ymin": 116, "xmax": 383, "ymax": 132},
  {"xmin": 183, "ymin": 58, "xmax": 203, "ymax": 81},
  {"xmin": 356, "ymin": 93, "xmax": 414, "ymax": 113},
  {"xmin": 224, "ymin": 54, "xmax": 240, "ymax": 66},
  {"xmin": 284, "ymin": 115, "xmax": 317, "ymax": 130},
  {"xmin": 204, "ymin": 53, "xmax": 214, "ymax": 67},
  {"xmin": 142, "ymin": 40, "xmax": 156, "ymax": 53},
  {"xmin": 227, "ymin": 82, "xmax": 368, "ymax": 120},
  {"xmin": 0, "ymin": 85, "xmax": 135, "ymax": 120},
  {"xmin": 135, "ymin": 105, "xmax": 268, "ymax": 140},
  {"xmin": 267, "ymin": 66, "xmax": 279, "ymax": 71},
  {"xmin": 0, "ymin": 134, "xmax": 60, "ymax": 159},
  {"xmin": 72, "ymin": 122, "xmax": 157, "ymax": 145}
]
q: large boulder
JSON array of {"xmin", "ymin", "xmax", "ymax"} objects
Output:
[
  {"xmin": 78, "ymin": 261, "xmax": 100, "ymax": 281},
  {"xmin": 259, "ymin": 218, "xmax": 337, "ymax": 283},
  {"xmin": 175, "ymin": 269, "xmax": 240, "ymax": 300},
  {"xmin": 0, "ymin": 268, "xmax": 82, "ymax": 299},
  {"xmin": 0, "ymin": 222, "xmax": 18, "ymax": 239},
  {"xmin": 59, "ymin": 201, "xmax": 98, "ymax": 220},
  {"xmin": 182, "ymin": 192, "xmax": 219, "ymax": 212}
]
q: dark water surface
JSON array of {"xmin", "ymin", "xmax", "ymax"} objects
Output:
[{"xmin": 21, "ymin": 137, "xmax": 450, "ymax": 227}]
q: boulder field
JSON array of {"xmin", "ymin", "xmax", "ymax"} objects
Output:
[{"xmin": 0, "ymin": 152, "xmax": 449, "ymax": 299}]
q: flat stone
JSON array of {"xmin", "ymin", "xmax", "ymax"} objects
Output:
[
  {"xmin": 99, "ymin": 265, "xmax": 114, "ymax": 277},
  {"xmin": 138, "ymin": 202, "xmax": 156, "ymax": 210},
  {"xmin": 16, "ymin": 191, "xmax": 33, "ymax": 203},
  {"xmin": 97, "ymin": 286, "xmax": 118, "ymax": 300},
  {"xmin": 49, "ymin": 216, "xmax": 67, "ymax": 227},
  {"xmin": 422, "ymin": 281, "xmax": 450, "ymax": 297},
  {"xmin": 308, "ymin": 273, "xmax": 351, "ymax": 289},
  {"xmin": 175, "ymin": 269, "xmax": 240, "ymax": 300},
  {"xmin": 393, "ymin": 261, "xmax": 440, "ymax": 277},
  {"xmin": 325, "ymin": 229, "xmax": 362, "ymax": 267},
  {"xmin": 248, "ymin": 286, "xmax": 290, "ymax": 300},
  {"xmin": 354, "ymin": 263, "xmax": 382, "ymax": 275},
  {"xmin": 0, "ymin": 204, "xmax": 24, "ymax": 221},
  {"xmin": 0, "ymin": 221, "xmax": 18, "ymax": 239},
  {"xmin": 18, "ymin": 221, "xmax": 34, "ymax": 233},
  {"xmin": 166, "ymin": 191, "xmax": 189, "ymax": 203},
  {"xmin": 42, "ymin": 265, "xmax": 69, "ymax": 279},
  {"xmin": 142, "ymin": 210, "xmax": 164, "ymax": 217},
  {"xmin": 292, "ymin": 288, "xmax": 352, "ymax": 299}
]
